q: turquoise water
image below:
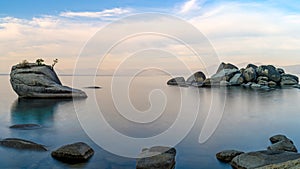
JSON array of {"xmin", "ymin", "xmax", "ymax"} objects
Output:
[{"xmin": 1, "ymin": 75, "xmax": 300, "ymax": 168}]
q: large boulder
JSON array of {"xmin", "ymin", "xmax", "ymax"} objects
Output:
[
  {"xmin": 216, "ymin": 62, "xmax": 239, "ymax": 73},
  {"xmin": 216, "ymin": 150, "xmax": 244, "ymax": 163},
  {"xmin": 0, "ymin": 138, "xmax": 47, "ymax": 151},
  {"xmin": 229, "ymin": 73, "xmax": 244, "ymax": 85},
  {"xmin": 268, "ymin": 140, "xmax": 298, "ymax": 152},
  {"xmin": 136, "ymin": 146, "xmax": 176, "ymax": 169},
  {"xmin": 257, "ymin": 65, "xmax": 281, "ymax": 82},
  {"xmin": 51, "ymin": 142, "xmax": 94, "ymax": 164},
  {"xmin": 243, "ymin": 67, "xmax": 257, "ymax": 82},
  {"xmin": 10, "ymin": 63, "xmax": 87, "ymax": 98},
  {"xmin": 167, "ymin": 77, "xmax": 186, "ymax": 86},
  {"xmin": 280, "ymin": 74, "xmax": 299, "ymax": 86},
  {"xmin": 211, "ymin": 69, "xmax": 239, "ymax": 83},
  {"xmin": 186, "ymin": 71, "xmax": 206, "ymax": 85},
  {"xmin": 231, "ymin": 150, "xmax": 300, "ymax": 169}
]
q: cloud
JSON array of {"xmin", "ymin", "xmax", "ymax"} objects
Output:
[
  {"xmin": 179, "ymin": 0, "xmax": 203, "ymax": 14},
  {"xmin": 60, "ymin": 8, "xmax": 131, "ymax": 19}
]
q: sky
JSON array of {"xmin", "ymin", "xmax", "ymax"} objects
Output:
[{"xmin": 0, "ymin": 0, "xmax": 300, "ymax": 74}]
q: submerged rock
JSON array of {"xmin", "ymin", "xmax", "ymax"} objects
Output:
[
  {"xmin": 9, "ymin": 124, "xmax": 42, "ymax": 130},
  {"xmin": 51, "ymin": 142, "xmax": 94, "ymax": 164},
  {"xmin": 216, "ymin": 150, "xmax": 244, "ymax": 163},
  {"xmin": 167, "ymin": 77, "xmax": 186, "ymax": 86},
  {"xmin": 136, "ymin": 146, "xmax": 176, "ymax": 169},
  {"xmin": 83, "ymin": 86, "xmax": 101, "ymax": 89},
  {"xmin": 10, "ymin": 63, "xmax": 87, "ymax": 98},
  {"xmin": 231, "ymin": 150, "xmax": 300, "ymax": 169},
  {"xmin": 0, "ymin": 138, "xmax": 47, "ymax": 151}
]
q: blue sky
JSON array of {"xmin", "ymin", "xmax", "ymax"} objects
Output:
[{"xmin": 0, "ymin": 0, "xmax": 300, "ymax": 74}]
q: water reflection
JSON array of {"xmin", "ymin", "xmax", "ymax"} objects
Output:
[{"xmin": 10, "ymin": 98, "xmax": 72, "ymax": 126}]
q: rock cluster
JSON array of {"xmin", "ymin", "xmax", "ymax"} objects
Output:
[
  {"xmin": 216, "ymin": 134, "xmax": 300, "ymax": 169},
  {"xmin": 167, "ymin": 62, "xmax": 299, "ymax": 90}
]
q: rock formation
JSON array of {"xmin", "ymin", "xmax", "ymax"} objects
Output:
[{"xmin": 10, "ymin": 63, "xmax": 87, "ymax": 98}]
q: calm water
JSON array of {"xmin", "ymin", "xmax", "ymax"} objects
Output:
[{"xmin": 1, "ymin": 74, "xmax": 300, "ymax": 169}]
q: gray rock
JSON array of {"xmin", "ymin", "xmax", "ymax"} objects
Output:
[
  {"xmin": 251, "ymin": 83, "xmax": 261, "ymax": 89},
  {"xmin": 0, "ymin": 138, "xmax": 47, "ymax": 151},
  {"xmin": 257, "ymin": 65, "xmax": 281, "ymax": 82},
  {"xmin": 268, "ymin": 140, "xmax": 298, "ymax": 152},
  {"xmin": 229, "ymin": 73, "xmax": 244, "ymax": 85},
  {"xmin": 167, "ymin": 77, "xmax": 186, "ymax": 86},
  {"xmin": 83, "ymin": 86, "xmax": 101, "ymax": 89},
  {"xmin": 231, "ymin": 150, "xmax": 300, "ymax": 169},
  {"xmin": 258, "ymin": 80, "xmax": 269, "ymax": 86},
  {"xmin": 293, "ymin": 84, "xmax": 300, "ymax": 89},
  {"xmin": 277, "ymin": 68, "xmax": 285, "ymax": 74},
  {"xmin": 256, "ymin": 158, "xmax": 300, "ymax": 169},
  {"xmin": 280, "ymin": 74, "xmax": 299, "ymax": 86},
  {"xmin": 51, "ymin": 142, "xmax": 94, "ymax": 164},
  {"xmin": 268, "ymin": 81, "xmax": 277, "ymax": 87},
  {"xmin": 10, "ymin": 63, "xmax": 87, "ymax": 98},
  {"xmin": 270, "ymin": 134, "xmax": 292, "ymax": 144},
  {"xmin": 246, "ymin": 64, "xmax": 258, "ymax": 70},
  {"xmin": 242, "ymin": 82, "xmax": 253, "ymax": 88},
  {"xmin": 9, "ymin": 124, "xmax": 42, "ymax": 130},
  {"xmin": 136, "ymin": 146, "xmax": 176, "ymax": 169},
  {"xmin": 257, "ymin": 76, "xmax": 269, "ymax": 82},
  {"xmin": 216, "ymin": 150, "xmax": 244, "ymax": 163},
  {"xmin": 216, "ymin": 62, "xmax": 239, "ymax": 73},
  {"xmin": 186, "ymin": 71, "xmax": 206, "ymax": 85},
  {"xmin": 220, "ymin": 80, "xmax": 230, "ymax": 86},
  {"xmin": 211, "ymin": 69, "xmax": 239, "ymax": 82},
  {"xmin": 243, "ymin": 67, "xmax": 257, "ymax": 82},
  {"xmin": 191, "ymin": 82, "xmax": 204, "ymax": 87}
]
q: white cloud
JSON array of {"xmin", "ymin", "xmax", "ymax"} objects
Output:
[
  {"xmin": 60, "ymin": 8, "xmax": 131, "ymax": 19},
  {"xmin": 179, "ymin": 0, "xmax": 203, "ymax": 14}
]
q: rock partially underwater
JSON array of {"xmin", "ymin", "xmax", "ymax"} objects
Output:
[{"xmin": 10, "ymin": 63, "xmax": 87, "ymax": 98}]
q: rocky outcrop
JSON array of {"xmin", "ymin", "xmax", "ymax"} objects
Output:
[
  {"xmin": 0, "ymin": 138, "xmax": 47, "ymax": 151},
  {"xmin": 231, "ymin": 150, "xmax": 300, "ymax": 169},
  {"xmin": 51, "ymin": 142, "xmax": 94, "ymax": 164},
  {"xmin": 10, "ymin": 63, "xmax": 87, "ymax": 98},
  {"xmin": 167, "ymin": 62, "xmax": 299, "ymax": 89},
  {"xmin": 216, "ymin": 150, "xmax": 244, "ymax": 163},
  {"xmin": 167, "ymin": 77, "xmax": 186, "ymax": 86},
  {"xmin": 216, "ymin": 134, "xmax": 300, "ymax": 169},
  {"xmin": 136, "ymin": 146, "xmax": 176, "ymax": 169}
]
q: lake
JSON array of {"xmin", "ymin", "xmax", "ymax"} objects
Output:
[{"xmin": 1, "ymin": 74, "xmax": 300, "ymax": 169}]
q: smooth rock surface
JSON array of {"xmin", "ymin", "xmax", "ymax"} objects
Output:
[
  {"xmin": 229, "ymin": 73, "xmax": 244, "ymax": 85},
  {"xmin": 51, "ymin": 142, "xmax": 94, "ymax": 164},
  {"xmin": 10, "ymin": 63, "xmax": 87, "ymax": 98},
  {"xmin": 211, "ymin": 69, "xmax": 239, "ymax": 82},
  {"xmin": 0, "ymin": 138, "xmax": 47, "ymax": 151},
  {"xmin": 216, "ymin": 150, "xmax": 244, "ymax": 163},
  {"xmin": 280, "ymin": 74, "xmax": 299, "ymax": 86},
  {"xmin": 186, "ymin": 71, "xmax": 206, "ymax": 85},
  {"xmin": 231, "ymin": 150, "xmax": 300, "ymax": 169},
  {"xmin": 270, "ymin": 135, "xmax": 292, "ymax": 144},
  {"xmin": 216, "ymin": 62, "xmax": 239, "ymax": 73},
  {"xmin": 268, "ymin": 140, "xmax": 298, "ymax": 152},
  {"xmin": 136, "ymin": 146, "xmax": 176, "ymax": 169},
  {"xmin": 167, "ymin": 77, "xmax": 186, "ymax": 86}
]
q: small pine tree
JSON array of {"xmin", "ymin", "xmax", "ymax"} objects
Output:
[
  {"xmin": 36, "ymin": 59, "xmax": 44, "ymax": 65},
  {"xmin": 51, "ymin": 59, "xmax": 58, "ymax": 69}
]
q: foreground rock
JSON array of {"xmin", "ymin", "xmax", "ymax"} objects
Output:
[
  {"xmin": 216, "ymin": 150, "xmax": 244, "ymax": 163},
  {"xmin": 10, "ymin": 63, "xmax": 87, "ymax": 98},
  {"xmin": 136, "ymin": 146, "xmax": 176, "ymax": 169},
  {"xmin": 0, "ymin": 138, "xmax": 47, "ymax": 151},
  {"xmin": 186, "ymin": 71, "xmax": 206, "ymax": 85},
  {"xmin": 216, "ymin": 134, "xmax": 300, "ymax": 168},
  {"xmin": 9, "ymin": 124, "xmax": 42, "ymax": 130},
  {"xmin": 231, "ymin": 150, "xmax": 300, "ymax": 169},
  {"xmin": 51, "ymin": 142, "xmax": 94, "ymax": 164}
]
